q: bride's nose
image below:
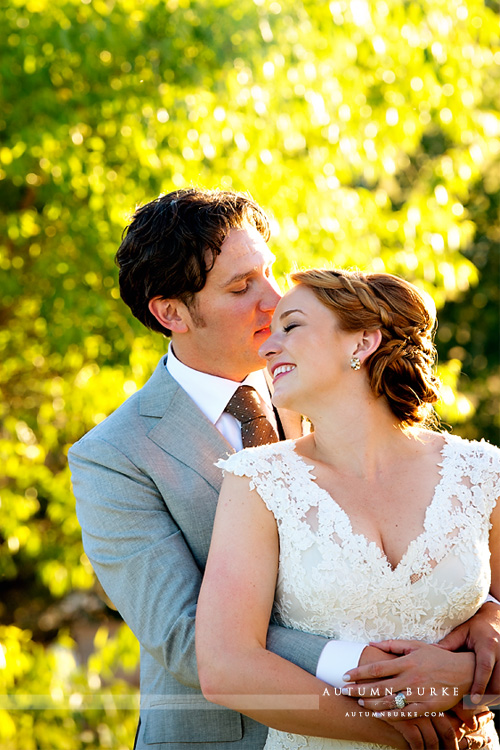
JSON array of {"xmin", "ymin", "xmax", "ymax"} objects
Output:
[{"xmin": 259, "ymin": 331, "xmax": 282, "ymax": 360}]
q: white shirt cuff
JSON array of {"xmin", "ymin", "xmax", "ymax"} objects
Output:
[
  {"xmin": 485, "ymin": 593, "xmax": 500, "ymax": 606},
  {"xmin": 315, "ymin": 640, "xmax": 368, "ymax": 688}
]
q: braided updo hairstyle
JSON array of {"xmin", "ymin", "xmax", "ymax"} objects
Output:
[{"xmin": 290, "ymin": 268, "xmax": 441, "ymax": 428}]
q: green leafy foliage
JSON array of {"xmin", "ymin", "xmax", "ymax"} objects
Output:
[
  {"xmin": 1, "ymin": 0, "xmax": 499, "ymax": 745},
  {"xmin": 0, "ymin": 624, "xmax": 139, "ymax": 749}
]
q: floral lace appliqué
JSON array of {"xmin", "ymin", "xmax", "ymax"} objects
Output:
[{"xmin": 216, "ymin": 435, "xmax": 500, "ymax": 750}]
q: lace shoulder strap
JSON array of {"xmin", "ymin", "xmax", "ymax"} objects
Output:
[
  {"xmin": 215, "ymin": 441, "xmax": 298, "ymax": 518},
  {"xmin": 472, "ymin": 438, "xmax": 500, "ymax": 519},
  {"xmin": 446, "ymin": 434, "xmax": 500, "ymax": 521}
]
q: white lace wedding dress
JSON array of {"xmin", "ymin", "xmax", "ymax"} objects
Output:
[{"xmin": 217, "ymin": 433, "xmax": 500, "ymax": 750}]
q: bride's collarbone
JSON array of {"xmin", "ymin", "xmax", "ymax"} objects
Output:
[
  {"xmin": 308, "ymin": 466, "xmax": 443, "ymax": 569},
  {"xmin": 312, "ymin": 462, "xmax": 440, "ymax": 512}
]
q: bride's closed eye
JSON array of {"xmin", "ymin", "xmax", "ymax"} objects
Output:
[{"xmin": 283, "ymin": 322, "xmax": 299, "ymax": 333}]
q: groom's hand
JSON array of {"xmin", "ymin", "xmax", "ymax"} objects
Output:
[
  {"xmin": 390, "ymin": 714, "xmax": 459, "ymax": 750},
  {"xmin": 390, "ymin": 710, "xmax": 495, "ymax": 750},
  {"xmin": 455, "ymin": 708, "xmax": 497, "ymax": 749},
  {"xmin": 437, "ymin": 601, "xmax": 500, "ymax": 706}
]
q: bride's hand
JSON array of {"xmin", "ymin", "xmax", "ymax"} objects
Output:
[{"xmin": 341, "ymin": 640, "xmax": 476, "ymax": 716}]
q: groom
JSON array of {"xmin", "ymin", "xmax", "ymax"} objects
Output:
[{"xmin": 69, "ymin": 188, "xmax": 498, "ymax": 749}]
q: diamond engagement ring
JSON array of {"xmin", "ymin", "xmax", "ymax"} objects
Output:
[{"xmin": 394, "ymin": 692, "xmax": 407, "ymax": 710}]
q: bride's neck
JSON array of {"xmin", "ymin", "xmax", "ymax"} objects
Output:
[{"xmin": 304, "ymin": 398, "xmax": 409, "ymax": 478}]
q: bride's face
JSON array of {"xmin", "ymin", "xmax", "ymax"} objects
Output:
[{"xmin": 259, "ymin": 284, "xmax": 360, "ymax": 412}]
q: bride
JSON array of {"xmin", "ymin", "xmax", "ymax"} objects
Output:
[{"xmin": 196, "ymin": 268, "xmax": 499, "ymax": 749}]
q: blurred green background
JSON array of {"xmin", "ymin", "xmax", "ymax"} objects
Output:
[{"xmin": 1, "ymin": 0, "xmax": 499, "ymax": 746}]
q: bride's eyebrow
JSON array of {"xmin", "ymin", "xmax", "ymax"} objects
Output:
[
  {"xmin": 279, "ymin": 308, "xmax": 305, "ymax": 320},
  {"xmin": 270, "ymin": 308, "xmax": 306, "ymax": 333}
]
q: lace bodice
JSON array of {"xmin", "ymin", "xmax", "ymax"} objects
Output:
[{"xmin": 217, "ymin": 434, "xmax": 500, "ymax": 749}]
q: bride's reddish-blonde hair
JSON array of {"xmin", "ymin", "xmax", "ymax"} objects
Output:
[{"xmin": 290, "ymin": 268, "xmax": 441, "ymax": 428}]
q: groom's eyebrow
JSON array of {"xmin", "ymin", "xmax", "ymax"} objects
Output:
[
  {"xmin": 220, "ymin": 269, "xmax": 256, "ymax": 287},
  {"xmin": 220, "ymin": 265, "xmax": 274, "ymax": 288},
  {"xmin": 220, "ymin": 255, "xmax": 277, "ymax": 288}
]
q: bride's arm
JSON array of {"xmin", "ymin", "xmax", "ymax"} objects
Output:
[
  {"xmin": 479, "ymin": 493, "xmax": 500, "ymax": 704},
  {"xmin": 196, "ymin": 472, "xmax": 409, "ymax": 747}
]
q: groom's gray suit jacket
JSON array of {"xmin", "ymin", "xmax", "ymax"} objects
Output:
[{"xmin": 69, "ymin": 356, "xmax": 326, "ymax": 749}]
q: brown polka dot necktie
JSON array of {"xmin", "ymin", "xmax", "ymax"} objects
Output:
[{"xmin": 224, "ymin": 386, "xmax": 278, "ymax": 448}]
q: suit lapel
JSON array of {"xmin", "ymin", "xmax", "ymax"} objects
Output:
[
  {"xmin": 138, "ymin": 356, "xmax": 303, "ymax": 494},
  {"xmin": 140, "ymin": 357, "xmax": 234, "ymax": 492}
]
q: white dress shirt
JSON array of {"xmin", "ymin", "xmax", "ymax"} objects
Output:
[
  {"xmin": 166, "ymin": 343, "xmax": 366, "ymax": 687},
  {"xmin": 166, "ymin": 344, "xmax": 277, "ymax": 451}
]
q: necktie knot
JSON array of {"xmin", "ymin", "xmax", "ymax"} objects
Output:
[{"xmin": 224, "ymin": 386, "xmax": 278, "ymax": 448}]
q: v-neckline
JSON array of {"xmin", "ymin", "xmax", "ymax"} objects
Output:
[{"xmin": 289, "ymin": 433, "xmax": 453, "ymax": 574}]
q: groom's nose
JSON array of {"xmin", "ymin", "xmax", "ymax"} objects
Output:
[{"xmin": 258, "ymin": 277, "xmax": 281, "ymax": 313}]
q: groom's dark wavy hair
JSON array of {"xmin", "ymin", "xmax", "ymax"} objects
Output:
[{"xmin": 116, "ymin": 188, "xmax": 271, "ymax": 336}]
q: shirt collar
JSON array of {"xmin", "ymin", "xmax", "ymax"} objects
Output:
[{"xmin": 166, "ymin": 343, "xmax": 272, "ymax": 425}]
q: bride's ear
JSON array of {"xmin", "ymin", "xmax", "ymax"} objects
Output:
[{"xmin": 353, "ymin": 329, "xmax": 382, "ymax": 363}]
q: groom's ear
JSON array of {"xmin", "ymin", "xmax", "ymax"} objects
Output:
[
  {"xmin": 148, "ymin": 297, "xmax": 190, "ymax": 333},
  {"xmin": 355, "ymin": 329, "xmax": 382, "ymax": 363}
]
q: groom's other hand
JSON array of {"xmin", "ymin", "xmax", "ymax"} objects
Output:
[
  {"xmin": 390, "ymin": 714, "xmax": 459, "ymax": 750},
  {"xmin": 438, "ymin": 601, "xmax": 500, "ymax": 706},
  {"xmin": 456, "ymin": 708, "xmax": 496, "ymax": 749}
]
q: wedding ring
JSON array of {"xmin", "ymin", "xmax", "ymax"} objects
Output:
[{"xmin": 394, "ymin": 692, "xmax": 407, "ymax": 710}]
